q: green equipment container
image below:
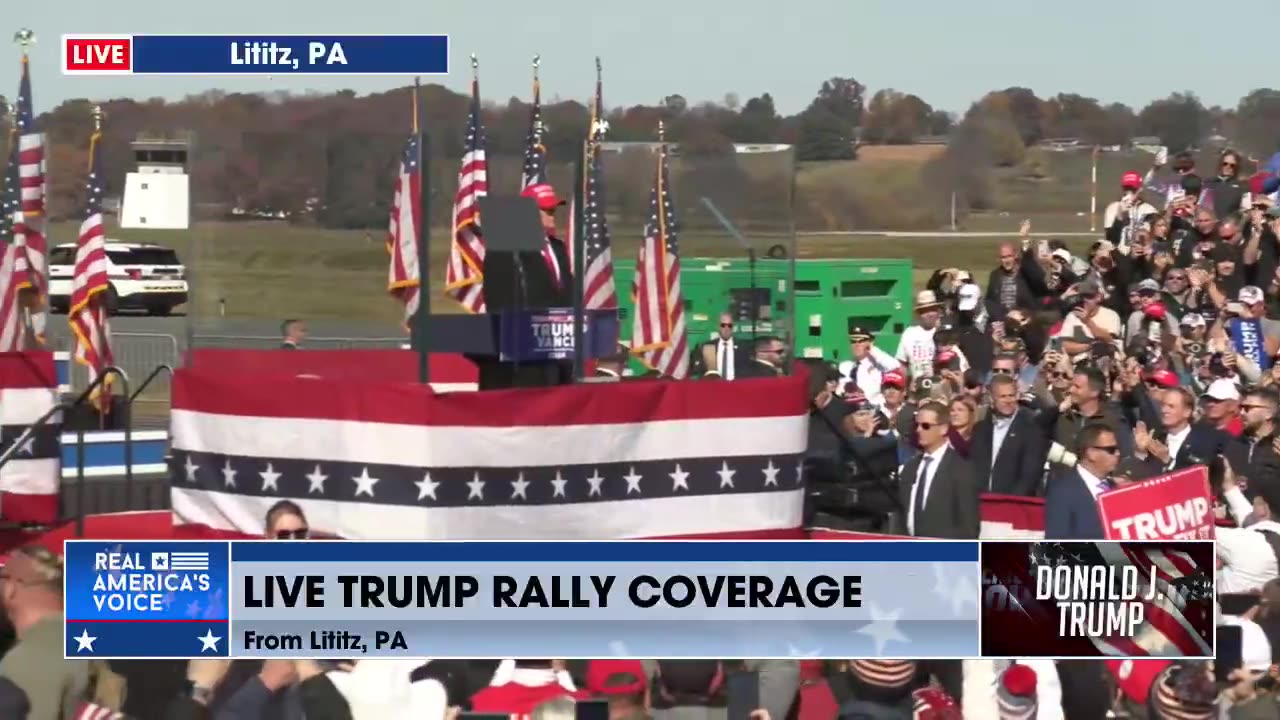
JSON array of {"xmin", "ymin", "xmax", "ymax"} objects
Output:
[{"xmin": 612, "ymin": 257, "xmax": 913, "ymax": 370}]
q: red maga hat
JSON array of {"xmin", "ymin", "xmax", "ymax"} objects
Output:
[{"xmin": 522, "ymin": 183, "xmax": 566, "ymax": 211}]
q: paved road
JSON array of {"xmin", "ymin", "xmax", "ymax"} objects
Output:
[{"xmin": 43, "ymin": 313, "xmax": 406, "ymax": 351}]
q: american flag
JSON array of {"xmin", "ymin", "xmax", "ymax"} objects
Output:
[
  {"xmin": 631, "ymin": 140, "xmax": 687, "ymax": 378},
  {"xmin": 0, "ymin": 139, "xmax": 30, "ymax": 351},
  {"xmin": 520, "ymin": 71, "xmax": 564, "ymax": 294},
  {"xmin": 580, "ymin": 72, "xmax": 617, "ymax": 310},
  {"xmin": 168, "ymin": 363, "xmax": 809, "ymax": 540},
  {"xmin": 0, "ymin": 351, "xmax": 61, "ymax": 524},
  {"xmin": 11, "ymin": 55, "xmax": 47, "ymax": 340},
  {"xmin": 1089, "ymin": 542, "xmax": 1213, "ymax": 657},
  {"xmin": 69, "ymin": 125, "xmax": 114, "ymax": 411},
  {"xmin": 520, "ymin": 74, "xmax": 546, "ymax": 190},
  {"xmin": 386, "ymin": 132, "xmax": 422, "ymax": 325},
  {"xmin": 444, "ymin": 78, "xmax": 488, "ymax": 314}
]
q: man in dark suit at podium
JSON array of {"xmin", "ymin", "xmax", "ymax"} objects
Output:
[{"xmin": 479, "ymin": 183, "xmax": 575, "ymax": 389}]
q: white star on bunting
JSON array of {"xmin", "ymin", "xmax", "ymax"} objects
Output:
[
  {"xmin": 762, "ymin": 460, "xmax": 780, "ymax": 487},
  {"xmin": 467, "ymin": 473, "xmax": 486, "ymax": 501},
  {"xmin": 511, "ymin": 472, "xmax": 530, "ymax": 500},
  {"xmin": 624, "ymin": 467, "xmax": 643, "ymax": 495},
  {"xmin": 221, "ymin": 459, "xmax": 237, "ymax": 488},
  {"xmin": 550, "ymin": 470, "xmax": 568, "ymax": 498},
  {"xmin": 669, "ymin": 464, "xmax": 690, "ymax": 492},
  {"xmin": 352, "ymin": 467, "xmax": 379, "ymax": 498},
  {"xmin": 259, "ymin": 463, "xmax": 282, "ymax": 493},
  {"xmin": 415, "ymin": 472, "xmax": 439, "ymax": 501},
  {"xmin": 586, "ymin": 470, "xmax": 604, "ymax": 497},
  {"xmin": 184, "ymin": 456, "xmax": 199, "ymax": 483},
  {"xmin": 716, "ymin": 461, "xmax": 736, "ymax": 488},
  {"xmin": 306, "ymin": 465, "xmax": 328, "ymax": 494}
]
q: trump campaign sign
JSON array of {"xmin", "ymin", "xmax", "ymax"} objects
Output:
[{"xmin": 1098, "ymin": 467, "xmax": 1214, "ymax": 541}]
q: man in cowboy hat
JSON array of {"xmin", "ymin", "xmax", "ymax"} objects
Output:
[{"xmin": 896, "ymin": 290, "xmax": 945, "ymax": 380}]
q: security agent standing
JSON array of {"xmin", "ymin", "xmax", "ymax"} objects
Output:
[
  {"xmin": 691, "ymin": 312, "xmax": 745, "ymax": 380},
  {"xmin": 741, "ymin": 336, "xmax": 786, "ymax": 378}
]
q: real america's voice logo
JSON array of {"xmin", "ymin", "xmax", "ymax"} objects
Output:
[{"xmin": 92, "ymin": 549, "xmax": 213, "ymax": 613}]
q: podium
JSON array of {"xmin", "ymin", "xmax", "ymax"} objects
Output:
[{"xmin": 414, "ymin": 309, "xmax": 619, "ymax": 390}]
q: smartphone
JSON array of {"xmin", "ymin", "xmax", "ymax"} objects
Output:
[
  {"xmin": 1220, "ymin": 593, "xmax": 1261, "ymax": 617},
  {"xmin": 575, "ymin": 700, "xmax": 610, "ymax": 720},
  {"xmin": 1216, "ymin": 624, "xmax": 1244, "ymax": 683},
  {"xmin": 1225, "ymin": 302, "xmax": 1248, "ymax": 316},
  {"xmin": 726, "ymin": 670, "xmax": 760, "ymax": 720}
]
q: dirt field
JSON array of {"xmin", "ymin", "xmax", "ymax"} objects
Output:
[{"xmin": 855, "ymin": 144, "xmax": 947, "ymax": 164}]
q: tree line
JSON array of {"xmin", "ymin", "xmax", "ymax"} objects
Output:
[{"xmin": 8, "ymin": 79, "xmax": 1280, "ymax": 230}]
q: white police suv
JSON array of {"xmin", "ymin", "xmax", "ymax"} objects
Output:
[{"xmin": 47, "ymin": 241, "xmax": 189, "ymax": 316}]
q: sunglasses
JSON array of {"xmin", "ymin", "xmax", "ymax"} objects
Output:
[
  {"xmin": 720, "ymin": 323, "xmax": 733, "ymax": 328},
  {"xmin": 916, "ymin": 421, "xmax": 938, "ymax": 430},
  {"xmin": 1092, "ymin": 445, "xmax": 1120, "ymax": 455},
  {"xmin": 1222, "ymin": 161, "xmax": 1238, "ymax": 169},
  {"xmin": 275, "ymin": 529, "xmax": 309, "ymax": 540}
]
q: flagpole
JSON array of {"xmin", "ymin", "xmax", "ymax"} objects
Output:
[
  {"xmin": 572, "ymin": 58, "xmax": 600, "ymax": 382},
  {"xmin": 411, "ymin": 74, "xmax": 432, "ymax": 384}
]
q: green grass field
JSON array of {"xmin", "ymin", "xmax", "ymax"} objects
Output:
[
  {"xmin": 45, "ymin": 144, "xmax": 1143, "ymax": 323},
  {"xmin": 57, "ymin": 216, "xmax": 1098, "ymax": 325}
]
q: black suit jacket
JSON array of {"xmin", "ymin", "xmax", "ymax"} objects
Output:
[
  {"xmin": 899, "ymin": 447, "xmax": 980, "ymax": 539},
  {"xmin": 1140, "ymin": 424, "xmax": 1227, "ymax": 476},
  {"xmin": 969, "ymin": 410, "xmax": 1048, "ymax": 497},
  {"xmin": 692, "ymin": 339, "xmax": 745, "ymax": 377},
  {"xmin": 739, "ymin": 359, "xmax": 781, "ymax": 378},
  {"xmin": 1044, "ymin": 470, "xmax": 1106, "ymax": 540}
]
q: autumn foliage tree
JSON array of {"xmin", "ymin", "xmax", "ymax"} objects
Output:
[{"xmin": 8, "ymin": 74, "xmax": 1277, "ymax": 232}]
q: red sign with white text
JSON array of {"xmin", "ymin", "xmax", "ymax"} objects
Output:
[
  {"xmin": 63, "ymin": 35, "xmax": 133, "ymax": 74},
  {"xmin": 1098, "ymin": 466, "xmax": 1214, "ymax": 540}
]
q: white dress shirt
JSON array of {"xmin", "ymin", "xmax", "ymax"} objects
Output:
[
  {"xmin": 908, "ymin": 444, "xmax": 949, "ymax": 535},
  {"xmin": 715, "ymin": 339, "xmax": 737, "ymax": 380},
  {"xmin": 1164, "ymin": 424, "xmax": 1191, "ymax": 469},
  {"xmin": 990, "ymin": 411, "xmax": 1017, "ymax": 470},
  {"xmin": 1077, "ymin": 464, "xmax": 1110, "ymax": 499}
]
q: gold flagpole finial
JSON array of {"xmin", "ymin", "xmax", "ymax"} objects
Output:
[
  {"xmin": 91, "ymin": 104, "xmax": 104, "ymax": 131},
  {"xmin": 411, "ymin": 77, "xmax": 420, "ymax": 133},
  {"xmin": 12, "ymin": 30, "xmax": 35, "ymax": 52},
  {"xmin": 658, "ymin": 120, "xmax": 666, "ymax": 144}
]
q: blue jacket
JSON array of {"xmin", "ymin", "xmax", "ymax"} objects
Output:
[{"xmin": 1044, "ymin": 470, "xmax": 1106, "ymax": 540}]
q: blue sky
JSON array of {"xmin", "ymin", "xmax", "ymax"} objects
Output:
[{"xmin": 25, "ymin": 0, "xmax": 1279, "ymax": 115}]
